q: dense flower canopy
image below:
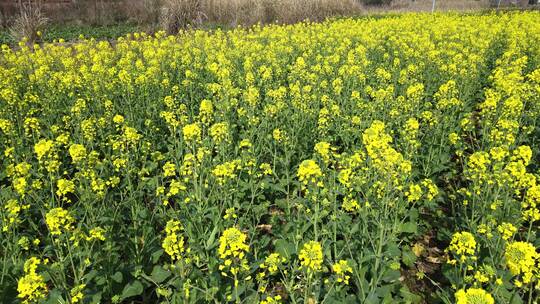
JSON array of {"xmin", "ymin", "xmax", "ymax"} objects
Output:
[{"xmin": 1, "ymin": 11, "xmax": 540, "ymax": 303}]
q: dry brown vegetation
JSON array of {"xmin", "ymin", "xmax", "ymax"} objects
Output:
[
  {"xmin": 369, "ymin": 0, "xmax": 492, "ymax": 12},
  {"xmin": 3, "ymin": 0, "xmax": 532, "ymax": 36},
  {"xmin": 205, "ymin": 0, "xmax": 358, "ymax": 25},
  {"xmin": 155, "ymin": 0, "xmax": 531, "ymax": 33},
  {"xmin": 8, "ymin": 0, "xmax": 48, "ymax": 42},
  {"xmin": 155, "ymin": 0, "xmax": 361, "ymax": 33},
  {"xmin": 159, "ymin": 0, "xmax": 205, "ymax": 33}
]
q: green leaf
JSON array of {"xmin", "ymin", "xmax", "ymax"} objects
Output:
[
  {"xmin": 45, "ymin": 289, "xmax": 66, "ymax": 304},
  {"xmin": 386, "ymin": 243, "xmax": 401, "ymax": 258},
  {"xmin": 95, "ymin": 275, "xmax": 108, "ymax": 286},
  {"xmin": 381, "ymin": 269, "xmax": 401, "ymax": 282},
  {"xmin": 400, "ymin": 222, "xmax": 417, "ymax": 234},
  {"xmin": 205, "ymin": 226, "xmax": 219, "ymax": 250},
  {"xmin": 120, "ymin": 280, "xmax": 144, "ymax": 300},
  {"xmin": 274, "ymin": 239, "xmax": 296, "ymax": 259},
  {"xmin": 402, "ymin": 247, "xmax": 417, "ymax": 267},
  {"xmin": 111, "ymin": 271, "xmax": 123, "ymax": 283},
  {"xmin": 400, "ymin": 286, "xmax": 422, "ymax": 303},
  {"xmin": 375, "ymin": 284, "xmax": 393, "ymax": 298},
  {"xmin": 408, "ymin": 208, "xmax": 419, "ymax": 221},
  {"xmin": 151, "ymin": 249, "xmax": 164, "ymax": 264},
  {"xmin": 83, "ymin": 269, "xmax": 99, "ymax": 282},
  {"xmin": 349, "ymin": 222, "xmax": 360, "ymax": 234},
  {"xmin": 88, "ymin": 292, "xmax": 103, "ymax": 304},
  {"xmin": 150, "ymin": 265, "xmax": 171, "ymax": 283},
  {"xmin": 365, "ymin": 293, "xmax": 380, "ymax": 304}
]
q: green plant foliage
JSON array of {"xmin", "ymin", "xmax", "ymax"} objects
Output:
[{"xmin": 0, "ymin": 11, "xmax": 539, "ymax": 304}]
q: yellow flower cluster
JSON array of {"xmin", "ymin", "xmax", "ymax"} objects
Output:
[
  {"xmin": 473, "ymin": 265, "xmax": 495, "ymax": 285},
  {"xmin": 504, "ymin": 241, "xmax": 539, "ymax": 286},
  {"xmin": 332, "ymin": 260, "xmax": 353, "ymax": 285},
  {"xmin": 183, "ymin": 123, "xmax": 201, "ymax": 143},
  {"xmin": 406, "ymin": 179, "xmax": 439, "ymax": 203},
  {"xmin": 402, "ymin": 117, "xmax": 420, "ymax": 148},
  {"xmin": 70, "ymin": 284, "xmax": 86, "ymax": 304},
  {"xmin": 162, "ymin": 219, "xmax": 186, "ymax": 262},
  {"xmin": 497, "ymin": 222, "xmax": 517, "ymax": 241},
  {"xmin": 454, "ymin": 288, "xmax": 494, "ymax": 304},
  {"xmin": 34, "ymin": 139, "xmax": 60, "ymax": 172},
  {"xmin": 56, "ymin": 178, "xmax": 76, "ymax": 200},
  {"xmin": 260, "ymin": 295, "xmax": 282, "ymax": 304},
  {"xmin": 297, "ymin": 160, "xmax": 323, "ymax": 185},
  {"xmin": 199, "ymin": 99, "xmax": 214, "ymax": 125},
  {"xmin": 69, "ymin": 144, "xmax": 87, "ymax": 163},
  {"xmin": 163, "ymin": 161, "xmax": 177, "ymax": 177},
  {"xmin": 523, "ymin": 184, "xmax": 540, "ymax": 222},
  {"xmin": 362, "ymin": 120, "xmax": 411, "ymax": 184},
  {"xmin": 447, "ymin": 232, "xmax": 476, "ymax": 264},
  {"xmin": 34, "ymin": 139, "xmax": 54, "ymax": 161},
  {"xmin": 218, "ymin": 227, "xmax": 250, "ymax": 276},
  {"xmin": 17, "ymin": 257, "xmax": 48, "ymax": 304},
  {"xmin": 213, "ymin": 160, "xmax": 241, "ymax": 185},
  {"xmin": 2, "ymin": 199, "xmax": 29, "ymax": 231},
  {"xmin": 314, "ymin": 141, "xmax": 334, "ymax": 164},
  {"xmin": 342, "ymin": 196, "xmax": 361, "ymax": 213},
  {"xmin": 87, "ymin": 227, "xmax": 106, "ymax": 241},
  {"xmin": 210, "ymin": 122, "xmax": 230, "ymax": 144},
  {"xmin": 260, "ymin": 253, "xmax": 286, "ymax": 275},
  {"xmin": 45, "ymin": 207, "xmax": 75, "ymax": 236},
  {"xmin": 299, "ymin": 241, "xmax": 323, "ymax": 272},
  {"xmin": 258, "ymin": 252, "xmax": 287, "ymax": 292}
]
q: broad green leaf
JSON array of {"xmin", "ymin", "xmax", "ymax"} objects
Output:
[
  {"xmin": 400, "ymin": 222, "xmax": 417, "ymax": 234},
  {"xmin": 150, "ymin": 265, "xmax": 171, "ymax": 283},
  {"xmin": 120, "ymin": 280, "xmax": 144, "ymax": 300},
  {"xmin": 111, "ymin": 271, "xmax": 123, "ymax": 283},
  {"xmin": 274, "ymin": 239, "xmax": 296, "ymax": 259}
]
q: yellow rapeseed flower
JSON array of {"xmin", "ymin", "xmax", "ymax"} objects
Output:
[
  {"xmin": 297, "ymin": 160, "xmax": 323, "ymax": 184},
  {"xmin": 17, "ymin": 257, "xmax": 48, "ymax": 304},
  {"xmin": 45, "ymin": 207, "xmax": 75, "ymax": 236},
  {"xmin": 332, "ymin": 260, "xmax": 353, "ymax": 284},
  {"xmin": 299, "ymin": 241, "xmax": 323, "ymax": 272},
  {"xmin": 183, "ymin": 123, "xmax": 201, "ymax": 143},
  {"xmin": 455, "ymin": 288, "xmax": 494, "ymax": 304},
  {"xmin": 162, "ymin": 220, "xmax": 186, "ymax": 262},
  {"xmin": 505, "ymin": 241, "xmax": 539, "ymax": 285}
]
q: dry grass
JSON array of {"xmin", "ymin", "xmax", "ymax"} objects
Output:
[
  {"xmin": 159, "ymin": 0, "xmax": 360, "ymax": 30},
  {"xmin": 0, "ymin": 0, "xmax": 517, "ymax": 34},
  {"xmin": 158, "ymin": 0, "xmax": 499, "ymax": 31},
  {"xmin": 0, "ymin": 10, "xmax": 5, "ymax": 29},
  {"xmin": 123, "ymin": 0, "xmax": 161, "ymax": 26},
  {"xmin": 160, "ymin": 0, "xmax": 206, "ymax": 33},
  {"xmin": 9, "ymin": 0, "xmax": 48, "ymax": 43},
  {"xmin": 362, "ymin": 0, "xmax": 492, "ymax": 13},
  {"xmin": 271, "ymin": 0, "xmax": 359, "ymax": 23}
]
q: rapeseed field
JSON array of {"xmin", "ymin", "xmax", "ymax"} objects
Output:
[{"xmin": 1, "ymin": 11, "xmax": 540, "ymax": 304}]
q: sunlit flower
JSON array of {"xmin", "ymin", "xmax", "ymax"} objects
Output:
[
  {"xmin": 446, "ymin": 231, "xmax": 476, "ymax": 263},
  {"xmin": 183, "ymin": 123, "xmax": 201, "ymax": 143},
  {"xmin": 162, "ymin": 220, "xmax": 186, "ymax": 262},
  {"xmin": 332, "ymin": 260, "xmax": 353, "ymax": 284},
  {"xmin": 45, "ymin": 207, "xmax": 75, "ymax": 236},
  {"xmin": 505, "ymin": 241, "xmax": 539, "ymax": 284},
  {"xmin": 297, "ymin": 160, "xmax": 323, "ymax": 184},
  {"xmin": 299, "ymin": 241, "xmax": 323, "ymax": 272},
  {"xmin": 455, "ymin": 288, "xmax": 494, "ymax": 304},
  {"xmin": 17, "ymin": 257, "xmax": 48, "ymax": 304},
  {"xmin": 69, "ymin": 144, "xmax": 87, "ymax": 163},
  {"xmin": 218, "ymin": 227, "xmax": 249, "ymax": 277}
]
